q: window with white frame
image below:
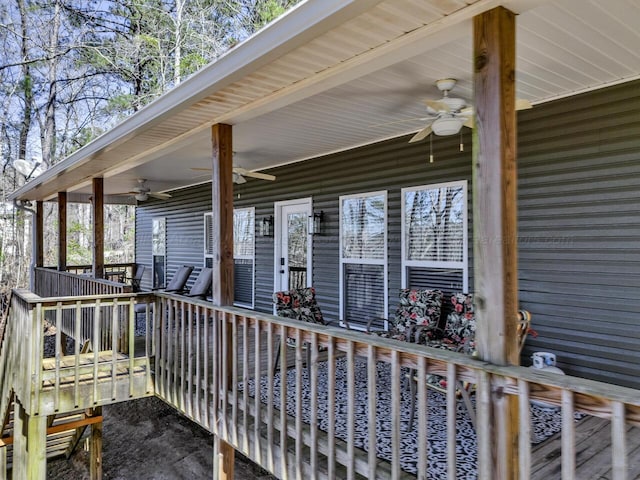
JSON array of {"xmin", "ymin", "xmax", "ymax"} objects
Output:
[
  {"xmin": 152, "ymin": 217, "xmax": 166, "ymax": 288},
  {"xmin": 340, "ymin": 191, "xmax": 387, "ymax": 329},
  {"xmin": 233, "ymin": 207, "xmax": 255, "ymax": 307},
  {"xmin": 204, "ymin": 209, "xmax": 255, "ymax": 307},
  {"xmin": 401, "ymin": 180, "xmax": 468, "ymax": 294}
]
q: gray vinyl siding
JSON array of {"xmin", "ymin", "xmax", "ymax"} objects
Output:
[
  {"xmin": 516, "ymin": 80, "xmax": 640, "ymax": 388},
  {"xmin": 134, "ymin": 79, "xmax": 640, "ymax": 389},
  {"xmin": 136, "ymin": 183, "xmax": 211, "ymax": 291}
]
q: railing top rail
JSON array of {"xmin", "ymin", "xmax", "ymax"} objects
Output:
[
  {"xmin": 11, "ymin": 288, "xmax": 152, "ymax": 307},
  {"xmin": 34, "ymin": 266, "xmax": 127, "ymax": 287}
]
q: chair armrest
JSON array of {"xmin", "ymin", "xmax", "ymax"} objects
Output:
[{"xmin": 365, "ymin": 316, "xmax": 387, "ymax": 334}]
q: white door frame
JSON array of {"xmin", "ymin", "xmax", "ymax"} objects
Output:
[{"xmin": 273, "ymin": 197, "xmax": 313, "ymax": 294}]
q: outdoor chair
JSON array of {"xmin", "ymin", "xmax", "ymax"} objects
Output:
[
  {"xmin": 158, "ymin": 265, "xmax": 194, "ymax": 293},
  {"xmin": 124, "ymin": 264, "xmax": 145, "ymax": 292},
  {"xmin": 405, "ymin": 293, "xmax": 532, "ymax": 430},
  {"xmin": 134, "ymin": 265, "xmax": 194, "ymax": 316},
  {"xmin": 182, "ymin": 267, "xmax": 213, "ymax": 299},
  {"xmin": 272, "ymin": 287, "xmax": 341, "ymax": 377}
]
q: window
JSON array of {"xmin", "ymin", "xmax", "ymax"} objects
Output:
[
  {"xmin": 204, "ymin": 209, "xmax": 255, "ymax": 307},
  {"xmin": 401, "ymin": 181, "xmax": 468, "ymax": 294},
  {"xmin": 340, "ymin": 191, "xmax": 387, "ymax": 329},
  {"xmin": 233, "ymin": 208, "xmax": 255, "ymax": 307},
  {"xmin": 152, "ymin": 217, "xmax": 166, "ymax": 288}
]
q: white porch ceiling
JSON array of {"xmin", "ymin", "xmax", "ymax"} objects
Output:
[{"xmin": 10, "ymin": 0, "xmax": 640, "ymax": 202}]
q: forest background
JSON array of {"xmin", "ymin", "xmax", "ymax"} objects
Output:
[{"xmin": 0, "ymin": 0, "xmax": 299, "ymax": 290}]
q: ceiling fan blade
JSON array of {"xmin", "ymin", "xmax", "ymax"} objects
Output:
[
  {"xmin": 409, "ymin": 125, "xmax": 433, "ymax": 143},
  {"xmin": 460, "ymin": 106, "xmax": 473, "ymax": 116},
  {"xmin": 424, "ymin": 100, "xmax": 450, "ymax": 113},
  {"xmin": 233, "ymin": 167, "xmax": 275, "ymax": 181},
  {"xmin": 463, "ymin": 116, "xmax": 475, "ymax": 129},
  {"xmin": 516, "ymin": 98, "xmax": 533, "ymax": 110},
  {"xmin": 149, "ymin": 192, "xmax": 172, "ymax": 200},
  {"xmin": 190, "ymin": 167, "xmax": 211, "ymax": 171},
  {"xmin": 243, "ymin": 172, "xmax": 276, "ymax": 181}
]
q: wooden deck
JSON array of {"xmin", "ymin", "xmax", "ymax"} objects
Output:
[
  {"xmin": 532, "ymin": 414, "xmax": 640, "ymax": 480},
  {"xmin": 159, "ymin": 324, "xmax": 640, "ymax": 479}
]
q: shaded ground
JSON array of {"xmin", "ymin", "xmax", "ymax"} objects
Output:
[{"xmin": 47, "ymin": 396, "xmax": 275, "ymax": 479}]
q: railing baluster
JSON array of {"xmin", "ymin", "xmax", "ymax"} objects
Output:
[
  {"xmin": 518, "ymin": 379, "xmax": 532, "ymax": 480},
  {"xmin": 54, "ymin": 302, "xmax": 62, "ymax": 412},
  {"xmin": 74, "ymin": 300, "xmax": 81, "ymax": 407},
  {"xmin": 417, "ymin": 356, "xmax": 428, "ymax": 479},
  {"xmin": 195, "ymin": 303, "xmax": 202, "ymax": 424},
  {"xmin": 93, "ymin": 299, "xmax": 101, "ymax": 403},
  {"xmin": 180, "ymin": 299, "xmax": 186, "ymax": 412},
  {"xmin": 250, "ymin": 318, "xmax": 260, "ymax": 464},
  {"xmin": 221, "ymin": 310, "xmax": 229, "ymax": 441},
  {"xmin": 611, "ymin": 400, "xmax": 627, "ymax": 480},
  {"xmin": 390, "ymin": 348, "xmax": 400, "ymax": 480},
  {"xmin": 232, "ymin": 313, "xmax": 239, "ymax": 448},
  {"xmin": 203, "ymin": 305, "xmax": 210, "ymax": 430},
  {"xmin": 309, "ymin": 331, "xmax": 318, "ymax": 476},
  {"xmin": 111, "ymin": 298, "xmax": 119, "ymax": 401},
  {"xmin": 242, "ymin": 315, "xmax": 249, "ymax": 455},
  {"xmin": 266, "ymin": 321, "xmax": 274, "ymax": 473},
  {"xmin": 210, "ymin": 305, "xmax": 219, "ymax": 436},
  {"xmin": 326, "ymin": 337, "xmax": 335, "ymax": 480},
  {"xmin": 128, "ymin": 298, "xmax": 136, "ymax": 397},
  {"xmin": 477, "ymin": 369, "xmax": 492, "ymax": 479},
  {"xmin": 186, "ymin": 303, "xmax": 193, "ymax": 419},
  {"xmin": 367, "ymin": 344, "xmax": 377, "ymax": 477},
  {"xmin": 446, "ymin": 362, "xmax": 457, "ymax": 479},
  {"xmin": 295, "ymin": 328, "xmax": 303, "ymax": 479},
  {"xmin": 561, "ymin": 389, "xmax": 576, "ymax": 480},
  {"xmin": 279, "ymin": 323, "xmax": 288, "ymax": 478}
]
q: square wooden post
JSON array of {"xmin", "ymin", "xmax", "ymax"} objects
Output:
[
  {"xmin": 35, "ymin": 200, "xmax": 44, "ymax": 268},
  {"xmin": 473, "ymin": 6, "xmax": 520, "ymax": 479},
  {"xmin": 92, "ymin": 178, "xmax": 105, "ymax": 279},
  {"xmin": 57, "ymin": 192, "xmax": 67, "ymax": 271},
  {"xmin": 13, "ymin": 400, "xmax": 47, "ymax": 480},
  {"xmin": 210, "ymin": 123, "xmax": 235, "ymax": 480},
  {"xmin": 89, "ymin": 407, "xmax": 103, "ymax": 480}
]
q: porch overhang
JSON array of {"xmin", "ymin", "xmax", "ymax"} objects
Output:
[{"xmin": 9, "ymin": 0, "xmax": 640, "ymax": 202}]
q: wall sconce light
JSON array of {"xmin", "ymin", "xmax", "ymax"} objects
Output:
[
  {"xmin": 308, "ymin": 211, "xmax": 324, "ymax": 235},
  {"xmin": 260, "ymin": 215, "xmax": 273, "ymax": 237}
]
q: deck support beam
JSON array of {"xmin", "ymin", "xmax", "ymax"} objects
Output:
[
  {"xmin": 89, "ymin": 407, "xmax": 103, "ymax": 480},
  {"xmin": 472, "ymin": 6, "xmax": 519, "ymax": 480},
  {"xmin": 35, "ymin": 200, "xmax": 44, "ymax": 268},
  {"xmin": 92, "ymin": 178, "xmax": 105, "ymax": 280},
  {"xmin": 13, "ymin": 400, "xmax": 46, "ymax": 480},
  {"xmin": 57, "ymin": 192, "xmax": 67, "ymax": 272},
  {"xmin": 210, "ymin": 122, "xmax": 235, "ymax": 480}
]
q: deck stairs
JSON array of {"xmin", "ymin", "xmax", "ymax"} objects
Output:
[
  {"xmin": 0, "ymin": 291, "xmax": 153, "ymax": 476},
  {"xmin": 0, "ymin": 393, "xmax": 101, "ymax": 469}
]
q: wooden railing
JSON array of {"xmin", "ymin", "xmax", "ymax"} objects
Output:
[
  {"xmin": 34, "ymin": 267, "xmax": 133, "ymax": 298},
  {"xmin": 64, "ymin": 263, "xmax": 135, "ymax": 283},
  {"xmin": 154, "ymin": 295, "xmax": 640, "ymax": 479},
  {"xmin": 5, "ymin": 290, "xmax": 154, "ymax": 417}
]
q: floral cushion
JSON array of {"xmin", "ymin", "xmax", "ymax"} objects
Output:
[
  {"xmin": 385, "ymin": 289, "xmax": 443, "ymax": 342},
  {"xmin": 273, "ymin": 287, "xmax": 324, "ymax": 325},
  {"xmin": 442, "ymin": 293, "xmax": 475, "ymax": 350}
]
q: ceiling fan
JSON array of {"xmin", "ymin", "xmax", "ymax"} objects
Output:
[
  {"xmin": 406, "ymin": 78, "xmax": 532, "ymax": 143},
  {"xmin": 114, "ymin": 179, "xmax": 172, "ymax": 202},
  {"xmin": 191, "ymin": 166, "xmax": 276, "ymax": 185}
]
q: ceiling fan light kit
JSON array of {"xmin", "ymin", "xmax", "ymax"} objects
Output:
[{"xmin": 431, "ymin": 116, "xmax": 464, "ymax": 136}]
